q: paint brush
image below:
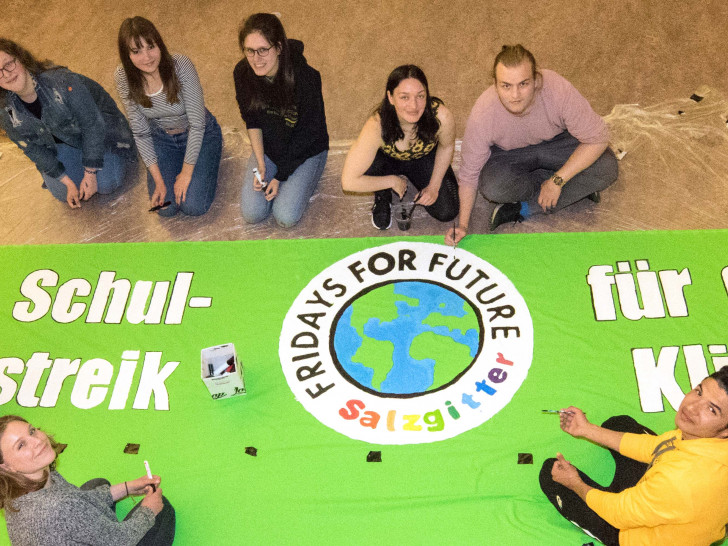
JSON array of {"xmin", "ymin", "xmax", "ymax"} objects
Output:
[{"xmin": 541, "ymin": 409, "xmax": 578, "ymax": 415}]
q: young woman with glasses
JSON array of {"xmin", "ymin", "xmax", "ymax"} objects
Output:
[
  {"xmin": 115, "ymin": 17, "xmax": 222, "ymax": 216},
  {"xmin": 234, "ymin": 12, "xmax": 329, "ymax": 228},
  {"xmin": 0, "ymin": 38, "xmax": 136, "ymax": 209},
  {"xmin": 342, "ymin": 65, "xmax": 459, "ymax": 230}
]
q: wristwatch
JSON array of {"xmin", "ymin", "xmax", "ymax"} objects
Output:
[{"xmin": 550, "ymin": 174, "xmax": 565, "ymax": 187}]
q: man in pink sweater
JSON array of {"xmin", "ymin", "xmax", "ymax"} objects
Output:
[{"xmin": 445, "ymin": 45, "xmax": 618, "ymax": 244}]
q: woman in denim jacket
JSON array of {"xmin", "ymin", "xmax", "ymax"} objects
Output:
[{"xmin": 0, "ymin": 38, "xmax": 135, "ymax": 209}]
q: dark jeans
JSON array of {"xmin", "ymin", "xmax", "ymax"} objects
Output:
[
  {"xmin": 368, "ymin": 147, "xmax": 459, "ymax": 222},
  {"xmin": 147, "ymin": 110, "xmax": 222, "ymax": 217},
  {"xmin": 80, "ymin": 479, "xmax": 175, "ymax": 545},
  {"xmin": 479, "ymin": 131, "xmax": 618, "ymax": 213},
  {"xmin": 539, "ymin": 416, "xmax": 656, "ymax": 546}
]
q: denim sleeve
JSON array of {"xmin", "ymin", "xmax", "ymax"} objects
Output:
[
  {"xmin": 61, "ymin": 71, "xmax": 108, "ymax": 169},
  {"xmin": 0, "ymin": 108, "xmax": 66, "ymax": 178}
]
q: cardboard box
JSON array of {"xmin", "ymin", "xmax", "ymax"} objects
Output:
[{"xmin": 201, "ymin": 343, "xmax": 246, "ymax": 400}]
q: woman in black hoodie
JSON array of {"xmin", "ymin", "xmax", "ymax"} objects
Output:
[{"xmin": 234, "ymin": 13, "xmax": 329, "ymax": 228}]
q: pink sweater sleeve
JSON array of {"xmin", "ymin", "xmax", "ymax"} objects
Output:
[
  {"xmin": 458, "ymin": 89, "xmax": 495, "ymax": 189},
  {"xmin": 542, "ymin": 70, "xmax": 609, "ymax": 145}
]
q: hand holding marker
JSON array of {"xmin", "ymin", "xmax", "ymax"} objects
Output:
[
  {"xmin": 144, "ymin": 460, "xmax": 156, "ymax": 493},
  {"xmin": 253, "ymin": 167, "xmax": 267, "ymax": 190}
]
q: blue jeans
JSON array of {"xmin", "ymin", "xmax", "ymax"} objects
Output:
[
  {"xmin": 42, "ymin": 143, "xmax": 134, "ymax": 202},
  {"xmin": 241, "ymin": 150, "xmax": 328, "ymax": 228},
  {"xmin": 479, "ymin": 131, "xmax": 618, "ymax": 213},
  {"xmin": 147, "ymin": 111, "xmax": 222, "ymax": 217}
]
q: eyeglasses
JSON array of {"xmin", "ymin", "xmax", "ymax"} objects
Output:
[
  {"xmin": 243, "ymin": 46, "xmax": 273, "ymax": 59},
  {"xmin": 0, "ymin": 58, "xmax": 17, "ymax": 79}
]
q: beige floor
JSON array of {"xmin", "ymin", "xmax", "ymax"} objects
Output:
[{"xmin": 2, "ymin": 0, "xmax": 728, "ymax": 244}]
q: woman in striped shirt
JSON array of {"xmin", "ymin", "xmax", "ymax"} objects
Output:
[{"xmin": 115, "ymin": 16, "xmax": 222, "ymax": 216}]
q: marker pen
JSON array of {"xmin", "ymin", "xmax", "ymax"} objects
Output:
[
  {"xmin": 144, "ymin": 460, "xmax": 156, "ymax": 492},
  {"xmin": 253, "ymin": 168, "xmax": 267, "ymax": 190}
]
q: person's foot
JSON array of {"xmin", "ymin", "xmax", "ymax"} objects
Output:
[
  {"xmin": 489, "ymin": 202, "xmax": 523, "ymax": 232},
  {"xmin": 371, "ymin": 192, "xmax": 392, "ymax": 230},
  {"xmin": 587, "ymin": 191, "xmax": 601, "ymax": 203}
]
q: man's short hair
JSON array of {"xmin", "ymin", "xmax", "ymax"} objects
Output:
[
  {"xmin": 492, "ymin": 44, "xmax": 538, "ymax": 81},
  {"xmin": 711, "ymin": 367, "xmax": 728, "ymax": 397}
]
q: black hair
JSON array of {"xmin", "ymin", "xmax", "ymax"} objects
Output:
[
  {"xmin": 711, "ymin": 367, "xmax": 728, "ymax": 398},
  {"xmin": 376, "ymin": 64, "xmax": 441, "ymax": 147}
]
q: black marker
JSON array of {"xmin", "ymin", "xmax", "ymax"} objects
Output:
[{"xmin": 149, "ymin": 201, "xmax": 172, "ymax": 212}]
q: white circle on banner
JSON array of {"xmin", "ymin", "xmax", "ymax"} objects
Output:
[{"xmin": 279, "ymin": 242, "xmax": 533, "ymax": 444}]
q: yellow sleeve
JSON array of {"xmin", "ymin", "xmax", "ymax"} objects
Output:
[
  {"xmin": 619, "ymin": 429, "xmax": 678, "ymax": 464},
  {"xmin": 585, "ymin": 467, "xmax": 691, "ymax": 529}
]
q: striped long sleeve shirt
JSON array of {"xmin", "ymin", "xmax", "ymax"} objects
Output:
[{"xmin": 114, "ymin": 54, "xmax": 207, "ymax": 167}]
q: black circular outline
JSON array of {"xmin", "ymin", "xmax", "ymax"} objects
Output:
[{"xmin": 328, "ymin": 279, "xmax": 485, "ymax": 399}]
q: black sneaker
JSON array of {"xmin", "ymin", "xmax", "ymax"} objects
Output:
[
  {"xmin": 587, "ymin": 191, "xmax": 601, "ymax": 203},
  {"xmin": 371, "ymin": 192, "xmax": 392, "ymax": 230},
  {"xmin": 489, "ymin": 202, "xmax": 523, "ymax": 232}
]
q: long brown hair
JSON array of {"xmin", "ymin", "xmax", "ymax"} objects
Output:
[
  {"xmin": 117, "ymin": 17, "xmax": 180, "ymax": 109},
  {"xmin": 0, "ymin": 38, "xmax": 56, "ymax": 107},
  {"xmin": 237, "ymin": 13, "xmax": 295, "ymax": 111},
  {"xmin": 0, "ymin": 415, "xmax": 61, "ymax": 512}
]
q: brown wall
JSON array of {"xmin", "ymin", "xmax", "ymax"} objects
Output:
[{"xmin": 4, "ymin": 0, "xmax": 728, "ymax": 141}]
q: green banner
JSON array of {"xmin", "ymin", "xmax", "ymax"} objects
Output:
[{"xmin": 1, "ymin": 230, "xmax": 727, "ymax": 544}]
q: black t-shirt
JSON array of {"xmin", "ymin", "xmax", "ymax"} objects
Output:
[{"xmin": 22, "ymin": 97, "xmax": 64, "ymax": 144}]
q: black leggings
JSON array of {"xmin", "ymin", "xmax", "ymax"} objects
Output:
[
  {"xmin": 367, "ymin": 147, "xmax": 459, "ymax": 222},
  {"xmin": 539, "ymin": 416, "xmax": 656, "ymax": 546}
]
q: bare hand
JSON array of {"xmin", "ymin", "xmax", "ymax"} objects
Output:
[
  {"xmin": 538, "ymin": 178, "xmax": 562, "ymax": 212},
  {"xmin": 264, "ymin": 178, "xmax": 280, "ymax": 201},
  {"xmin": 415, "ymin": 183, "xmax": 439, "ymax": 207},
  {"xmin": 78, "ymin": 171, "xmax": 98, "ymax": 201},
  {"xmin": 551, "ymin": 452, "xmax": 582, "ymax": 490},
  {"xmin": 392, "ymin": 175, "xmax": 408, "ymax": 199},
  {"xmin": 559, "ymin": 406, "xmax": 591, "ymax": 438},
  {"xmin": 62, "ymin": 176, "xmax": 81, "ymax": 209},
  {"xmin": 140, "ymin": 484, "xmax": 164, "ymax": 516},
  {"xmin": 150, "ymin": 183, "xmax": 167, "ymax": 208},
  {"xmin": 126, "ymin": 474, "xmax": 161, "ymax": 497},
  {"xmin": 445, "ymin": 225, "xmax": 467, "ymax": 246},
  {"xmin": 174, "ymin": 170, "xmax": 192, "ymax": 205}
]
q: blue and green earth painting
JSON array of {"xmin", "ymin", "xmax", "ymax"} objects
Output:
[{"xmin": 333, "ymin": 281, "xmax": 481, "ymax": 395}]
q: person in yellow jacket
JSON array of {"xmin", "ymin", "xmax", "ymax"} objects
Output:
[{"xmin": 540, "ymin": 367, "xmax": 728, "ymax": 546}]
